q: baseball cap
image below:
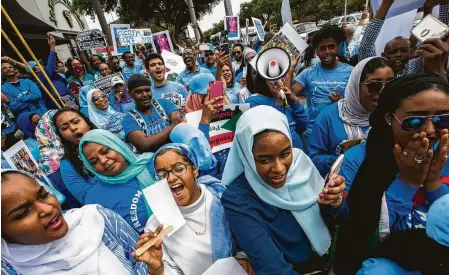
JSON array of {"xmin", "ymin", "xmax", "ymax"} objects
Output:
[
  {"xmin": 427, "ymin": 193, "xmax": 449, "ymax": 247},
  {"xmin": 127, "ymin": 74, "xmax": 151, "ymax": 91},
  {"xmin": 26, "ymin": 61, "xmax": 37, "ymax": 73},
  {"xmin": 111, "ymin": 76, "xmax": 125, "ymax": 87},
  {"xmin": 189, "ymin": 73, "xmax": 215, "ymax": 95}
]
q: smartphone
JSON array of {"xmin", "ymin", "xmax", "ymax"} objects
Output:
[
  {"xmin": 209, "ymin": 81, "xmax": 224, "ymax": 107},
  {"xmin": 412, "ymin": 14, "xmax": 449, "ymax": 43},
  {"xmin": 220, "ymin": 43, "xmax": 230, "ymax": 54},
  {"xmin": 324, "ymin": 154, "xmax": 345, "ymax": 188}
]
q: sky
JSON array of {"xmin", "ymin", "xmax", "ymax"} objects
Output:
[{"xmin": 85, "ymin": 0, "xmax": 244, "ymax": 37}]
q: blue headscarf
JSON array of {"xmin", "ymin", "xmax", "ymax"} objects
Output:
[
  {"xmin": 79, "ymin": 129, "xmax": 154, "ymax": 215},
  {"xmin": 79, "ymin": 85, "xmax": 94, "ymax": 108},
  {"xmin": 17, "ymin": 112, "xmax": 38, "ymax": 139},
  {"xmin": 221, "ymin": 105, "xmax": 331, "ymax": 256}
]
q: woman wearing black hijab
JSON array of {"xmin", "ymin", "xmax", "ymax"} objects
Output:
[{"xmin": 334, "ymin": 74, "xmax": 449, "ymax": 274}]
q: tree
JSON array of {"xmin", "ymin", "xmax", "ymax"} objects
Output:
[{"xmin": 71, "ymin": 0, "xmax": 221, "ymax": 45}]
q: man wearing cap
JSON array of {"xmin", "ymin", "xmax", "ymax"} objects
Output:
[
  {"xmin": 177, "ymin": 48, "xmax": 212, "ymax": 90},
  {"xmin": 122, "ymin": 74, "xmax": 182, "ymax": 152},
  {"xmin": 145, "ymin": 53, "xmax": 189, "ymax": 110},
  {"xmin": 27, "ymin": 35, "xmax": 70, "ymax": 110},
  {"xmin": 1, "ymin": 60, "xmax": 47, "ymax": 116},
  {"xmin": 110, "ymin": 75, "xmax": 135, "ymax": 113},
  {"xmin": 200, "ymin": 44, "xmax": 217, "ymax": 77}
]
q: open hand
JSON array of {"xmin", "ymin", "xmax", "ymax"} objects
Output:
[{"xmin": 423, "ymin": 129, "xmax": 449, "ymax": 190}]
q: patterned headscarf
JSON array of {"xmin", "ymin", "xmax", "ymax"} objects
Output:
[{"xmin": 36, "ymin": 110, "xmax": 64, "ymax": 175}]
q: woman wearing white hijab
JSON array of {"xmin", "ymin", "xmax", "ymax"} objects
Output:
[
  {"xmin": 309, "ymin": 57, "xmax": 394, "ymax": 176},
  {"xmin": 1, "ymin": 169, "xmax": 148, "ymax": 275},
  {"xmin": 220, "ymin": 105, "xmax": 346, "ymax": 274},
  {"xmin": 87, "ymin": 88, "xmax": 126, "ymax": 140}
]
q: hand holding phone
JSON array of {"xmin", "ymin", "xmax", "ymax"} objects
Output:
[
  {"xmin": 324, "ymin": 154, "xmax": 345, "ymax": 188},
  {"xmin": 412, "ymin": 14, "xmax": 449, "ymax": 43},
  {"xmin": 209, "ymin": 81, "xmax": 224, "ymax": 109}
]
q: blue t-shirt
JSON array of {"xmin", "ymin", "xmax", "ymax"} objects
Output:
[
  {"xmin": 309, "ymin": 103, "xmax": 370, "ymax": 177},
  {"xmin": 67, "ymin": 74, "xmax": 95, "ymax": 87},
  {"xmin": 122, "ymin": 64, "xmax": 144, "ymax": 82},
  {"xmin": 151, "ymin": 81, "xmax": 189, "ymax": 108},
  {"xmin": 200, "ymin": 63, "xmax": 217, "ymax": 77},
  {"xmin": 1, "ymin": 79, "xmax": 47, "ymax": 116},
  {"xmin": 122, "ymin": 99, "xmax": 178, "ymax": 140},
  {"xmin": 246, "ymin": 95, "xmax": 308, "ymax": 150},
  {"xmin": 177, "ymin": 66, "xmax": 212, "ymax": 87},
  {"xmin": 293, "ymin": 62, "xmax": 352, "ymax": 133},
  {"xmin": 226, "ymin": 83, "xmax": 243, "ymax": 104},
  {"xmin": 1, "ymin": 104, "xmax": 16, "ymax": 135}
]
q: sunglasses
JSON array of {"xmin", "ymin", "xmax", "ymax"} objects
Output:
[
  {"xmin": 393, "ymin": 113, "xmax": 449, "ymax": 131},
  {"xmin": 92, "ymin": 93, "xmax": 107, "ymax": 102},
  {"xmin": 362, "ymin": 80, "xmax": 392, "ymax": 94}
]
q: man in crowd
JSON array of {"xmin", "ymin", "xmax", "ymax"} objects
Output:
[
  {"xmin": 1, "ymin": 60, "xmax": 47, "ymax": 116},
  {"xmin": 98, "ymin": 63, "xmax": 111, "ymax": 77},
  {"xmin": 122, "ymin": 74, "xmax": 182, "ymax": 152},
  {"xmin": 121, "ymin": 51, "xmax": 144, "ymax": 82},
  {"xmin": 292, "ymin": 25, "xmax": 353, "ymax": 152},
  {"xmin": 177, "ymin": 48, "xmax": 212, "ymax": 90},
  {"xmin": 200, "ymin": 44, "xmax": 217, "ymax": 77},
  {"xmin": 358, "ymin": 0, "xmax": 449, "ymax": 76},
  {"xmin": 232, "ymin": 44, "xmax": 244, "ymax": 70},
  {"xmin": 146, "ymin": 53, "xmax": 189, "ymax": 109}
]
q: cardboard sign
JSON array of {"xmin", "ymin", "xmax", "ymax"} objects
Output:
[
  {"xmin": 76, "ymin": 29, "xmax": 106, "ymax": 51},
  {"xmin": 371, "ymin": 0, "xmax": 424, "ymax": 18},
  {"xmin": 153, "ymin": 30, "xmax": 174, "ymax": 53},
  {"xmin": 186, "ymin": 104, "xmax": 250, "ymax": 153},
  {"xmin": 225, "ymin": 16, "xmax": 240, "ymax": 40},
  {"xmin": 94, "ymin": 72, "xmax": 124, "ymax": 95},
  {"xmin": 252, "ymin": 17, "xmax": 265, "ymax": 41},
  {"xmin": 117, "ymin": 29, "xmax": 156, "ymax": 48},
  {"xmin": 161, "ymin": 50, "xmax": 186, "ymax": 76},
  {"xmin": 111, "ymin": 24, "xmax": 132, "ymax": 54}
]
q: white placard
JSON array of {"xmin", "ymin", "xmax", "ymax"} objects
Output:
[
  {"xmin": 202, "ymin": 258, "xmax": 247, "ymax": 275},
  {"xmin": 142, "ymin": 179, "xmax": 186, "ymax": 236},
  {"xmin": 252, "ymin": 17, "xmax": 265, "ymax": 41},
  {"xmin": 371, "ymin": 0, "xmax": 424, "ymax": 18},
  {"xmin": 161, "ymin": 50, "xmax": 186, "ymax": 75}
]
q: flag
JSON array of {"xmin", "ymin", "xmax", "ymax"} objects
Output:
[{"xmin": 281, "ymin": 0, "xmax": 293, "ymax": 26}]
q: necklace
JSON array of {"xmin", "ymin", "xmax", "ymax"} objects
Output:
[{"xmin": 185, "ymin": 189, "xmax": 207, "ymax": 236}]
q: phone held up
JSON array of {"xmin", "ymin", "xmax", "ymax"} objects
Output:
[
  {"xmin": 324, "ymin": 154, "xmax": 344, "ymax": 188},
  {"xmin": 412, "ymin": 14, "xmax": 449, "ymax": 43},
  {"xmin": 219, "ymin": 43, "xmax": 230, "ymax": 55},
  {"xmin": 209, "ymin": 81, "xmax": 224, "ymax": 110}
]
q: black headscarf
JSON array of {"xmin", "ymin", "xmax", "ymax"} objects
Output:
[{"xmin": 333, "ymin": 73, "xmax": 449, "ymax": 274}]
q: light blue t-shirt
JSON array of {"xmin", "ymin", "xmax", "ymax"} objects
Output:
[
  {"xmin": 293, "ymin": 62, "xmax": 353, "ymax": 133},
  {"xmin": 177, "ymin": 66, "xmax": 212, "ymax": 87},
  {"xmin": 226, "ymin": 83, "xmax": 243, "ymax": 104},
  {"xmin": 151, "ymin": 81, "xmax": 189, "ymax": 108},
  {"xmin": 121, "ymin": 63, "xmax": 144, "ymax": 82},
  {"xmin": 122, "ymin": 98, "xmax": 178, "ymax": 140},
  {"xmin": 67, "ymin": 74, "xmax": 95, "ymax": 87},
  {"xmin": 200, "ymin": 63, "xmax": 217, "ymax": 77}
]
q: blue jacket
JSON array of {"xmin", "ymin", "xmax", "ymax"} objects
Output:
[
  {"xmin": 339, "ymin": 143, "xmax": 449, "ymax": 231},
  {"xmin": 1, "ymin": 79, "xmax": 47, "ymax": 116}
]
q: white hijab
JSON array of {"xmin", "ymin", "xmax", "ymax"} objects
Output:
[
  {"xmin": 87, "ymin": 88, "xmax": 118, "ymax": 129},
  {"xmin": 1, "ymin": 204, "xmax": 128, "ymax": 275},
  {"xmin": 338, "ymin": 57, "xmax": 385, "ymax": 140},
  {"xmin": 222, "ymin": 105, "xmax": 331, "ymax": 256}
]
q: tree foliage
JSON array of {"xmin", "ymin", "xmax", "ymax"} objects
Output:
[{"xmin": 71, "ymin": 0, "xmax": 221, "ymax": 44}]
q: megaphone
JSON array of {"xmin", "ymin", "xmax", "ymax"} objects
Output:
[{"xmin": 255, "ymin": 47, "xmax": 291, "ymax": 81}]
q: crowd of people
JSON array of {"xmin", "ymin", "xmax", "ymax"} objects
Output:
[{"xmin": 1, "ymin": 0, "xmax": 449, "ymax": 274}]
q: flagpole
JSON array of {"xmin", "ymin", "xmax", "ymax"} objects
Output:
[{"xmin": 344, "ymin": 0, "xmax": 348, "ymax": 22}]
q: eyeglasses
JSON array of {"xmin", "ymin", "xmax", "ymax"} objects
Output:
[
  {"xmin": 233, "ymin": 51, "xmax": 242, "ymax": 55},
  {"xmin": 362, "ymin": 80, "xmax": 392, "ymax": 95},
  {"xmin": 392, "ymin": 113, "xmax": 449, "ymax": 131},
  {"xmin": 92, "ymin": 93, "xmax": 107, "ymax": 102},
  {"xmin": 204, "ymin": 52, "xmax": 214, "ymax": 57},
  {"xmin": 154, "ymin": 163, "xmax": 192, "ymax": 180}
]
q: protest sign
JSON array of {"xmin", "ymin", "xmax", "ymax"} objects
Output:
[
  {"xmin": 371, "ymin": 0, "xmax": 423, "ymax": 19},
  {"xmin": 153, "ymin": 31, "xmax": 174, "ymax": 53},
  {"xmin": 111, "ymin": 24, "xmax": 132, "ymax": 54},
  {"xmin": 186, "ymin": 104, "xmax": 250, "ymax": 153},
  {"xmin": 375, "ymin": 10, "xmax": 416, "ymax": 55},
  {"xmin": 225, "ymin": 16, "xmax": 240, "ymax": 40},
  {"xmin": 116, "ymin": 29, "xmax": 140, "ymax": 46},
  {"xmin": 161, "ymin": 50, "xmax": 186, "ymax": 76},
  {"xmin": 76, "ymin": 29, "xmax": 105, "ymax": 51},
  {"xmin": 252, "ymin": 17, "xmax": 265, "ymax": 41},
  {"xmin": 250, "ymin": 23, "xmax": 308, "ymax": 68},
  {"xmin": 94, "ymin": 72, "xmax": 124, "ymax": 95}
]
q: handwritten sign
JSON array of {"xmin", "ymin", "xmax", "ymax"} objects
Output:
[
  {"xmin": 76, "ymin": 29, "xmax": 105, "ymax": 51},
  {"xmin": 117, "ymin": 29, "xmax": 154, "ymax": 46},
  {"xmin": 94, "ymin": 72, "xmax": 124, "ymax": 95}
]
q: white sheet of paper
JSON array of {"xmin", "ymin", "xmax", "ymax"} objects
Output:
[
  {"xmin": 142, "ymin": 179, "xmax": 186, "ymax": 236},
  {"xmin": 202, "ymin": 258, "xmax": 247, "ymax": 275},
  {"xmin": 161, "ymin": 50, "xmax": 186, "ymax": 75},
  {"xmin": 371, "ymin": 0, "xmax": 424, "ymax": 18}
]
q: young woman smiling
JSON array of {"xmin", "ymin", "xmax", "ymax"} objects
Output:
[
  {"xmin": 221, "ymin": 105, "xmax": 346, "ymax": 274},
  {"xmin": 1, "ymin": 169, "xmax": 149, "ymax": 275},
  {"xmin": 133, "ymin": 142, "xmax": 253, "ymax": 275}
]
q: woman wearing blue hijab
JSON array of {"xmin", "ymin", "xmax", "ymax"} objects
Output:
[
  {"xmin": 16, "ymin": 112, "xmax": 41, "ymax": 161},
  {"xmin": 221, "ymin": 105, "xmax": 346, "ymax": 274},
  {"xmin": 134, "ymin": 127, "xmax": 253, "ymax": 275}
]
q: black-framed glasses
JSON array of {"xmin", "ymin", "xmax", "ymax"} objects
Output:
[
  {"xmin": 92, "ymin": 93, "xmax": 107, "ymax": 102},
  {"xmin": 154, "ymin": 163, "xmax": 192, "ymax": 180},
  {"xmin": 362, "ymin": 80, "xmax": 392, "ymax": 95},
  {"xmin": 393, "ymin": 113, "xmax": 449, "ymax": 131}
]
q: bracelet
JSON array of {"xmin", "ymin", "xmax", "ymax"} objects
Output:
[{"xmin": 149, "ymin": 263, "xmax": 164, "ymax": 275}]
